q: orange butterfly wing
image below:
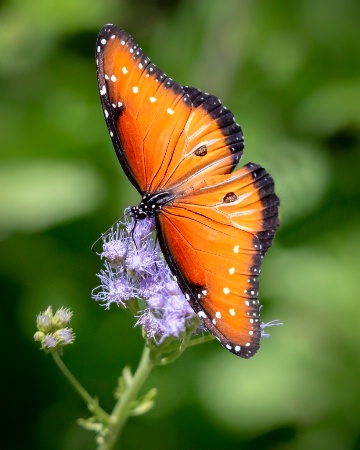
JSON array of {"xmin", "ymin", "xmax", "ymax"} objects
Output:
[
  {"xmin": 96, "ymin": 25, "xmax": 280, "ymax": 358},
  {"xmin": 96, "ymin": 25, "xmax": 244, "ymax": 194},
  {"xmin": 157, "ymin": 163, "xmax": 279, "ymax": 358}
]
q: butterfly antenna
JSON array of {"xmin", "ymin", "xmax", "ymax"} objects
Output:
[
  {"xmin": 91, "ymin": 211, "xmax": 129, "ymax": 252},
  {"xmin": 130, "ymin": 218, "xmax": 139, "ymax": 250},
  {"xmin": 91, "ymin": 231, "xmax": 108, "ymax": 253}
]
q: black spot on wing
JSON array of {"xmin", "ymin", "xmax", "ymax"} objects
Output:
[
  {"xmin": 183, "ymin": 86, "xmax": 244, "ymax": 164},
  {"xmin": 223, "ymin": 192, "xmax": 237, "ymax": 203},
  {"xmin": 194, "ymin": 145, "xmax": 207, "ymax": 156}
]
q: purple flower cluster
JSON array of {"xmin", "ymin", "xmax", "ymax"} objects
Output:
[{"xmin": 92, "ymin": 211, "xmax": 199, "ymax": 345}]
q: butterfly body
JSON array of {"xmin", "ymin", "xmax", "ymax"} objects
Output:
[
  {"xmin": 131, "ymin": 191, "xmax": 175, "ymax": 219},
  {"xmin": 96, "ymin": 24, "xmax": 280, "ymax": 358}
]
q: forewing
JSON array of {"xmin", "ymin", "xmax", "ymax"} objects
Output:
[
  {"xmin": 159, "ymin": 87, "xmax": 245, "ymax": 193},
  {"xmin": 96, "ymin": 25, "xmax": 244, "ymax": 194},
  {"xmin": 157, "ymin": 163, "xmax": 280, "ymax": 358}
]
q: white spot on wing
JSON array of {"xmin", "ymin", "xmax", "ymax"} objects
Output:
[
  {"xmin": 167, "ymin": 108, "xmax": 174, "ymax": 115},
  {"xmin": 149, "ymin": 97, "xmax": 156, "ymax": 103},
  {"xmin": 233, "ymin": 245, "xmax": 239, "ymax": 253},
  {"xmin": 122, "ymin": 67, "xmax": 128, "ymax": 74},
  {"xmin": 101, "ymin": 39, "xmax": 106, "ymax": 45},
  {"xmin": 223, "ymin": 287, "xmax": 230, "ymax": 295},
  {"xmin": 215, "ymin": 311, "xmax": 221, "ymax": 319},
  {"xmin": 110, "ymin": 75, "xmax": 117, "ymax": 82},
  {"xmin": 229, "ymin": 267, "xmax": 235, "ymax": 275},
  {"xmin": 229, "ymin": 309, "xmax": 235, "ymax": 316},
  {"xmin": 100, "ymin": 85, "xmax": 106, "ymax": 96},
  {"xmin": 132, "ymin": 86, "xmax": 139, "ymax": 93}
]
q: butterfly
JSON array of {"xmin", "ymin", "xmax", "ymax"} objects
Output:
[{"xmin": 96, "ymin": 24, "xmax": 280, "ymax": 358}]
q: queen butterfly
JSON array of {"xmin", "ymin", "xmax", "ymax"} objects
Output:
[{"xmin": 96, "ymin": 24, "xmax": 280, "ymax": 358}]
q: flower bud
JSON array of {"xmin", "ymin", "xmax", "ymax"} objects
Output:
[
  {"xmin": 33, "ymin": 331, "xmax": 45, "ymax": 342},
  {"xmin": 53, "ymin": 307, "xmax": 73, "ymax": 328},
  {"xmin": 34, "ymin": 306, "xmax": 75, "ymax": 353},
  {"xmin": 36, "ymin": 306, "xmax": 53, "ymax": 332}
]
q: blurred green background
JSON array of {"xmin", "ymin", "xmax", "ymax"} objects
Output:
[{"xmin": 1, "ymin": 0, "xmax": 360, "ymax": 449}]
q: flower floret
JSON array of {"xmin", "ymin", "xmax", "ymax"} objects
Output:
[{"xmin": 92, "ymin": 212, "xmax": 198, "ymax": 345}]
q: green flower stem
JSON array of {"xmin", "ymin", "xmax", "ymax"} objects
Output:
[
  {"xmin": 98, "ymin": 344, "xmax": 154, "ymax": 450},
  {"xmin": 187, "ymin": 334, "xmax": 215, "ymax": 347},
  {"xmin": 156, "ymin": 332, "xmax": 215, "ymax": 365},
  {"xmin": 52, "ymin": 352, "xmax": 109, "ymax": 424},
  {"xmin": 52, "ymin": 332, "xmax": 212, "ymax": 450}
]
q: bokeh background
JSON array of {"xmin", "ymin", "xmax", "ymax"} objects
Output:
[{"xmin": 1, "ymin": 0, "xmax": 360, "ymax": 449}]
